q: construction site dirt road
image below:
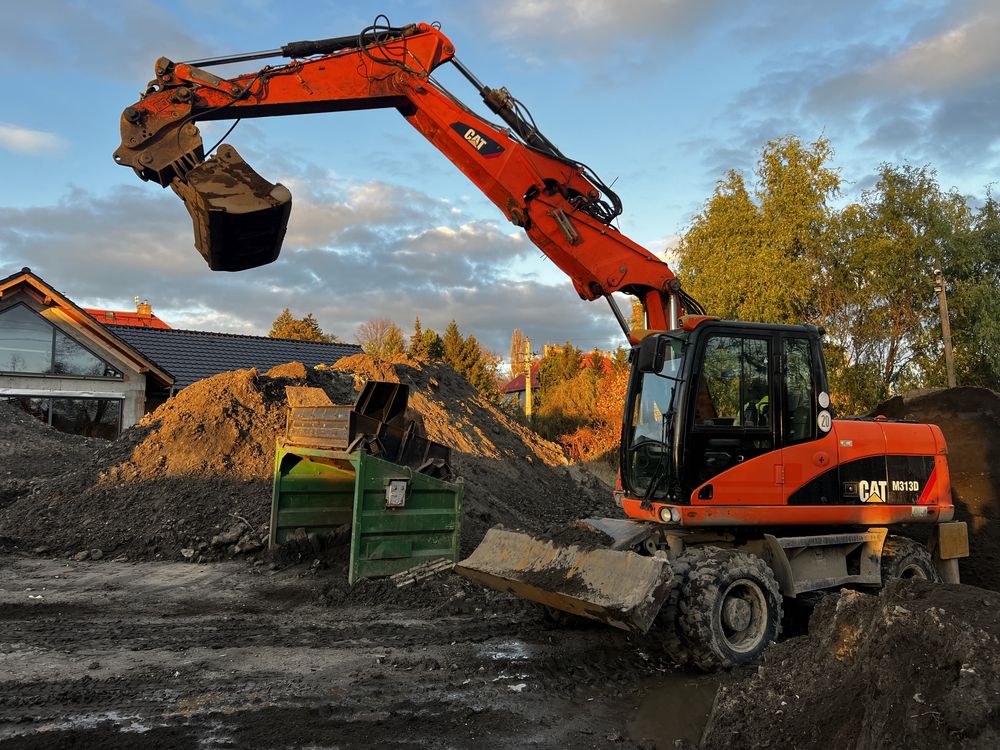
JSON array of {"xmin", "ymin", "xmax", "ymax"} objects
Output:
[
  {"xmin": 2, "ymin": 358, "xmax": 999, "ymax": 748},
  {"xmin": 0, "ymin": 555, "xmax": 717, "ymax": 749}
]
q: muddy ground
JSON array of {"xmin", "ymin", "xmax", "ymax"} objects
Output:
[
  {"xmin": 702, "ymin": 580, "xmax": 1000, "ymax": 750},
  {"xmin": 0, "ymin": 555, "xmax": 722, "ymax": 749},
  {"xmin": 4, "ymin": 374, "xmax": 999, "ymax": 748}
]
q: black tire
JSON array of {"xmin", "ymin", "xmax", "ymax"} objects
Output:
[
  {"xmin": 652, "ymin": 550, "xmax": 701, "ymax": 667},
  {"xmin": 675, "ymin": 547, "xmax": 783, "ymax": 671},
  {"xmin": 882, "ymin": 535, "xmax": 940, "ymax": 582}
]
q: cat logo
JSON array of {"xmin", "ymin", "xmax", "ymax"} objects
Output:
[
  {"xmin": 464, "ymin": 128, "xmax": 487, "ymax": 151},
  {"xmin": 858, "ymin": 479, "xmax": 887, "ymax": 503},
  {"xmin": 449, "ymin": 122, "xmax": 505, "ymax": 158}
]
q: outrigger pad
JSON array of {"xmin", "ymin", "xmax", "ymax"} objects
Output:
[
  {"xmin": 171, "ymin": 144, "xmax": 291, "ymax": 271},
  {"xmin": 456, "ymin": 527, "xmax": 673, "ymax": 633}
]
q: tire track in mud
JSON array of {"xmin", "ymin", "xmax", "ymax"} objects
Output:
[{"xmin": 1, "ymin": 557, "xmax": 679, "ymax": 749}]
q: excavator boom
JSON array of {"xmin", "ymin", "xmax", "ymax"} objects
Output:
[
  {"xmin": 114, "ymin": 19, "xmax": 689, "ymax": 631},
  {"xmin": 114, "ymin": 21, "xmax": 689, "ymax": 331}
]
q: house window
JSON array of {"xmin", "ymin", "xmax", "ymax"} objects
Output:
[
  {"xmin": 3, "ymin": 395, "xmax": 122, "ymax": 439},
  {"xmin": 0, "ymin": 303, "xmax": 122, "ymax": 378},
  {"xmin": 0, "ymin": 304, "xmax": 51, "ymax": 373}
]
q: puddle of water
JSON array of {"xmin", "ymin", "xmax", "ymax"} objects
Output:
[
  {"xmin": 627, "ymin": 672, "xmax": 720, "ymax": 746},
  {"xmin": 478, "ymin": 638, "xmax": 531, "ymax": 661},
  {"xmin": 492, "ymin": 671, "xmax": 530, "ymax": 682},
  {"xmin": 35, "ymin": 710, "xmax": 153, "ymax": 734}
]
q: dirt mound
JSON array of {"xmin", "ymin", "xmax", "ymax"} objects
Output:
[
  {"xmin": 0, "ymin": 367, "xmax": 349, "ymax": 560},
  {"xmin": 702, "ymin": 580, "xmax": 1000, "ymax": 750},
  {"xmin": 0, "ymin": 401, "xmax": 102, "ymax": 512},
  {"xmin": 264, "ymin": 361, "xmax": 309, "ymax": 379},
  {"xmin": 874, "ymin": 387, "xmax": 1000, "ymax": 590},
  {"xmin": 0, "ymin": 356, "xmax": 609, "ymax": 563}
]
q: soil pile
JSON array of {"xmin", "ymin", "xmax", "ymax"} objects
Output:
[
  {"xmin": 702, "ymin": 580, "xmax": 1000, "ymax": 750},
  {"xmin": 0, "ymin": 401, "xmax": 101, "ymax": 510},
  {"xmin": 875, "ymin": 387, "xmax": 1000, "ymax": 590},
  {"xmin": 330, "ymin": 354, "xmax": 609, "ymax": 549},
  {"xmin": 0, "ymin": 356, "xmax": 608, "ymax": 561}
]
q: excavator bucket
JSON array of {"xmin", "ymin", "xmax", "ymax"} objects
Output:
[
  {"xmin": 455, "ymin": 526, "xmax": 673, "ymax": 633},
  {"xmin": 171, "ymin": 144, "xmax": 292, "ymax": 272}
]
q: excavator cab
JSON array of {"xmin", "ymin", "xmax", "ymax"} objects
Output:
[{"xmin": 620, "ymin": 321, "xmax": 828, "ymax": 506}]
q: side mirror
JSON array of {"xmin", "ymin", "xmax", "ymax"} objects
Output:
[{"xmin": 636, "ymin": 335, "xmax": 667, "ymax": 373}]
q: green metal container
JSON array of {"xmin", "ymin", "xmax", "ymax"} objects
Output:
[{"xmin": 270, "ymin": 443, "xmax": 463, "ymax": 584}]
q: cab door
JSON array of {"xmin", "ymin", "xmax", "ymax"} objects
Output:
[
  {"xmin": 685, "ymin": 331, "xmax": 781, "ymax": 504},
  {"xmin": 779, "ymin": 334, "xmax": 838, "ymax": 502}
]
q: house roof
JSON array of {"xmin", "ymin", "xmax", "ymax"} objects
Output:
[
  {"xmin": 581, "ymin": 351, "xmax": 613, "ymax": 375},
  {"xmin": 0, "ymin": 267, "xmax": 174, "ymax": 389},
  {"xmin": 502, "ymin": 361, "xmax": 541, "ymax": 393},
  {"xmin": 83, "ymin": 308, "xmax": 171, "ymax": 329},
  {"xmin": 107, "ymin": 325, "xmax": 363, "ymax": 388}
]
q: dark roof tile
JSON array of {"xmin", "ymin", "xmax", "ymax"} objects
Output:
[{"xmin": 107, "ymin": 325, "xmax": 362, "ymax": 388}]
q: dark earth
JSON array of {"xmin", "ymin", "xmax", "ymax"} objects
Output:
[
  {"xmin": 0, "ymin": 555, "xmax": 721, "ymax": 749},
  {"xmin": 3, "ymin": 367, "xmax": 1000, "ymax": 748}
]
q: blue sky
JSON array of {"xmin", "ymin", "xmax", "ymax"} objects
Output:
[{"xmin": 1, "ymin": 0, "xmax": 997, "ymax": 363}]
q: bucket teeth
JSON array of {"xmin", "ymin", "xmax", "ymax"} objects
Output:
[{"xmin": 171, "ymin": 143, "xmax": 291, "ymax": 271}]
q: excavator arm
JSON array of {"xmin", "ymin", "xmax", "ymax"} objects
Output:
[{"xmin": 114, "ymin": 21, "xmax": 694, "ymax": 331}]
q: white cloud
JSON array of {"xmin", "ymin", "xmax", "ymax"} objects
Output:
[
  {"xmin": 491, "ymin": 0, "xmax": 722, "ymax": 40},
  {"xmin": 0, "ymin": 0, "xmax": 207, "ymax": 83},
  {"xmin": 0, "ymin": 123, "xmax": 65, "ymax": 156},
  {"xmin": 483, "ymin": 0, "xmax": 738, "ymax": 63},
  {"xmin": 813, "ymin": 10, "xmax": 1000, "ymax": 104},
  {"xmin": 0, "ymin": 179, "xmax": 624, "ymax": 354}
]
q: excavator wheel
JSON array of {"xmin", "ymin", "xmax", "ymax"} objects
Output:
[
  {"xmin": 881, "ymin": 535, "xmax": 940, "ymax": 582},
  {"xmin": 651, "ymin": 550, "xmax": 704, "ymax": 667},
  {"xmin": 675, "ymin": 547, "xmax": 783, "ymax": 671}
]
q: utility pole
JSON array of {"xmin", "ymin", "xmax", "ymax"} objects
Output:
[
  {"xmin": 934, "ymin": 258, "xmax": 957, "ymax": 388},
  {"xmin": 524, "ymin": 338, "xmax": 533, "ymax": 418}
]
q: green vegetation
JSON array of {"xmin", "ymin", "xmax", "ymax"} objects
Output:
[
  {"xmin": 678, "ymin": 136, "xmax": 1000, "ymax": 413},
  {"xmin": 268, "ymin": 309, "xmax": 339, "ymax": 342}
]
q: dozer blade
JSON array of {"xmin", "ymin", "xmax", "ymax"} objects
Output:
[
  {"xmin": 455, "ymin": 527, "xmax": 673, "ymax": 633},
  {"xmin": 171, "ymin": 144, "xmax": 292, "ymax": 272}
]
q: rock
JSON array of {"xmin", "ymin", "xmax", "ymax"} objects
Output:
[
  {"xmin": 73, "ymin": 551, "xmax": 89, "ymax": 562},
  {"xmin": 180, "ymin": 548, "xmax": 196, "ymax": 559},
  {"xmin": 87, "ymin": 661, "xmax": 100, "ymax": 670},
  {"xmin": 89, "ymin": 549, "xmax": 103, "ymax": 561},
  {"xmin": 211, "ymin": 523, "xmax": 244, "ymax": 548}
]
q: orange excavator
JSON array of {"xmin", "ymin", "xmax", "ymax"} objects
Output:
[{"xmin": 115, "ymin": 19, "xmax": 969, "ymax": 669}]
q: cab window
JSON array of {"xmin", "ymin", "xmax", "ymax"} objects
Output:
[
  {"xmin": 695, "ymin": 336, "xmax": 770, "ymax": 428},
  {"xmin": 783, "ymin": 337, "xmax": 816, "ymax": 443}
]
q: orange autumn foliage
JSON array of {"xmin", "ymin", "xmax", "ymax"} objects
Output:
[{"xmin": 558, "ymin": 366, "xmax": 629, "ymax": 462}]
